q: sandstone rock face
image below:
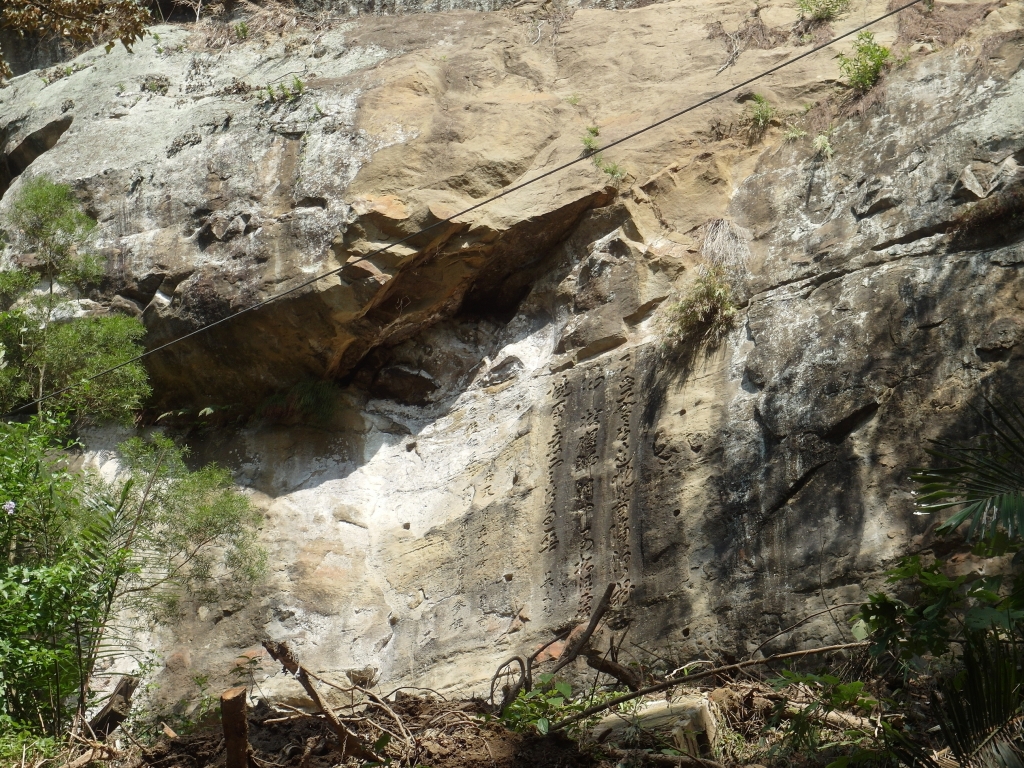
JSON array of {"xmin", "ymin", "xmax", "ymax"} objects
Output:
[{"xmin": 2, "ymin": 0, "xmax": 1024, "ymax": 703}]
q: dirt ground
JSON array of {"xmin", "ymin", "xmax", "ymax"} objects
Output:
[{"xmin": 137, "ymin": 698, "xmax": 613, "ymax": 768}]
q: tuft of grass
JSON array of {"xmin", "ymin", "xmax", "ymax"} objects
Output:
[
  {"xmin": 234, "ymin": 21, "xmax": 249, "ymax": 40},
  {"xmin": 797, "ymin": 0, "xmax": 851, "ymax": 22},
  {"xmin": 565, "ymin": 93, "xmax": 581, "ymax": 105},
  {"xmin": 291, "ymin": 75, "xmax": 304, "ymax": 96},
  {"xmin": 746, "ymin": 93, "xmax": 776, "ymax": 142},
  {"xmin": 837, "ymin": 31, "xmax": 892, "ymax": 92},
  {"xmin": 141, "ymin": 74, "xmax": 170, "ymax": 95},
  {"xmin": 813, "ymin": 130, "xmax": 834, "ymax": 159},
  {"xmin": 784, "ymin": 124, "xmax": 807, "ymax": 142},
  {"xmin": 671, "ymin": 266, "xmax": 738, "ymax": 348},
  {"xmin": 581, "ymin": 134, "xmax": 600, "ymax": 154},
  {"xmin": 600, "ymin": 161, "xmax": 623, "ymax": 181}
]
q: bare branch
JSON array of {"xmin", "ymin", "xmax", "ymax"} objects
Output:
[{"xmin": 551, "ymin": 642, "xmax": 869, "ymax": 732}]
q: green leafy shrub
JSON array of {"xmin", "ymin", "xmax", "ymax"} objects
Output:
[
  {"xmin": 499, "ymin": 674, "xmax": 618, "ymax": 738},
  {"xmin": 767, "ymin": 669, "xmax": 876, "ymax": 759},
  {"xmin": 0, "ymin": 421, "xmax": 264, "ymax": 739},
  {"xmin": 797, "ymin": 0, "xmax": 851, "ymax": 22},
  {"xmin": 501, "ymin": 676, "xmax": 576, "ymax": 735},
  {"xmin": 671, "ymin": 266, "xmax": 738, "ymax": 348},
  {"xmin": 234, "ymin": 21, "xmax": 249, "ymax": 39},
  {"xmin": 841, "ymin": 400, "xmax": 1024, "ymax": 763},
  {"xmin": 837, "ymin": 32, "xmax": 892, "ymax": 92},
  {"xmin": 0, "ymin": 176, "xmax": 149, "ymax": 423}
]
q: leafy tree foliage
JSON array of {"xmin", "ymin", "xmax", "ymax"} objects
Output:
[
  {"xmin": 846, "ymin": 401, "xmax": 1024, "ymax": 766},
  {"xmin": 0, "ymin": 175, "xmax": 264, "ymax": 759},
  {"xmin": 0, "ymin": 418, "xmax": 264, "ymax": 746},
  {"xmin": 0, "ymin": 0, "xmax": 150, "ymax": 81},
  {"xmin": 0, "ymin": 176, "xmax": 150, "ymax": 423}
]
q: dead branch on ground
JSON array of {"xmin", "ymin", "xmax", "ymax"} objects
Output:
[
  {"xmin": 552, "ymin": 642, "xmax": 869, "ymax": 731},
  {"xmin": 261, "ymin": 640, "xmax": 380, "ymax": 763}
]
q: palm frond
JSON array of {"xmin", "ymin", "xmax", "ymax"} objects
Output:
[
  {"xmin": 912, "ymin": 399, "xmax": 1024, "ymax": 541},
  {"xmin": 933, "ymin": 637, "xmax": 1024, "ymax": 768}
]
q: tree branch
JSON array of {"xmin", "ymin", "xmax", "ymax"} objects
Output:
[
  {"xmin": 551, "ymin": 642, "xmax": 868, "ymax": 731},
  {"xmin": 262, "ymin": 641, "xmax": 379, "ymax": 763}
]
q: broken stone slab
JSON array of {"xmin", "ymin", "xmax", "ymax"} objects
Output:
[{"xmin": 591, "ymin": 695, "xmax": 717, "ymax": 756}]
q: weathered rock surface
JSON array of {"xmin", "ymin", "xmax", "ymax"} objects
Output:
[{"xmin": 3, "ymin": 0, "xmax": 1024, "ymax": 705}]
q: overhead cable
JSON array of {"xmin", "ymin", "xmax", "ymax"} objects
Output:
[{"xmin": 6, "ymin": 0, "xmax": 925, "ymax": 417}]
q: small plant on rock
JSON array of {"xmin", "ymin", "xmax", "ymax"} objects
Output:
[
  {"xmin": 600, "ymin": 161, "xmax": 624, "ymax": 181},
  {"xmin": 783, "ymin": 124, "xmax": 807, "ymax": 142},
  {"xmin": 797, "ymin": 0, "xmax": 851, "ymax": 22},
  {"xmin": 141, "ymin": 74, "xmax": 171, "ymax": 95},
  {"xmin": 234, "ymin": 21, "xmax": 249, "ymax": 39},
  {"xmin": 671, "ymin": 266, "xmax": 738, "ymax": 348},
  {"xmin": 746, "ymin": 93, "xmax": 776, "ymax": 142},
  {"xmin": 813, "ymin": 130, "xmax": 834, "ymax": 160},
  {"xmin": 837, "ymin": 31, "xmax": 892, "ymax": 92}
]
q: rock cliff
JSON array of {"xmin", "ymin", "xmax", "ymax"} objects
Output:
[{"xmin": 1, "ymin": 0, "xmax": 1023, "ymax": 704}]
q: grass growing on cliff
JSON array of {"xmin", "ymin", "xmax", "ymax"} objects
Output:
[
  {"xmin": 837, "ymin": 32, "xmax": 892, "ymax": 92},
  {"xmin": 798, "ymin": 0, "xmax": 851, "ymax": 22},
  {"xmin": 670, "ymin": 266, "xmax": 738, "ymax": 348},
  {"xmin": 746, "ymin": 94, "xmax": 776, "ymax": 143}
]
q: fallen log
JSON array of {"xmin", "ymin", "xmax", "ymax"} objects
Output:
[
  {"xmin": 88, "ymin": 676, "xmax": 139, "ymax": 740},
  {"xmin": 784, "ymin": 701, "xmax": 874, "ymax": 732}
]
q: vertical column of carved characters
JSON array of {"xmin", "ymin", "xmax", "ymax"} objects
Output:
[
  {"xmin": 571, "ymin": 384, "xmax": 604, "ymax": 618},
  {"xmin": 573, "ymin": 476, "xmax": 596, "ymax": 619},
  {"xmin": 611, "ymin": 354, "xmax": 637, "ymax": 606},
  {"xmin": 540, "ymin": 376, "xmax": 570, "ymax": 555},
  {"xmin": 541, "ymin": 570, "xmax": 556, "ymax": 616},
  {"xmin": 453, "ymin": 513, "xmax": 469, "ymax": 596},
  {"xmin": 540, "ymin": 376, "xmax": 569, "ymax": 617}
]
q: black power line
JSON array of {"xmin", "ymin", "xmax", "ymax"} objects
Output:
[{"xmin": 6, "ymin": 0, "xmax": 924, "ymax": 418}]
